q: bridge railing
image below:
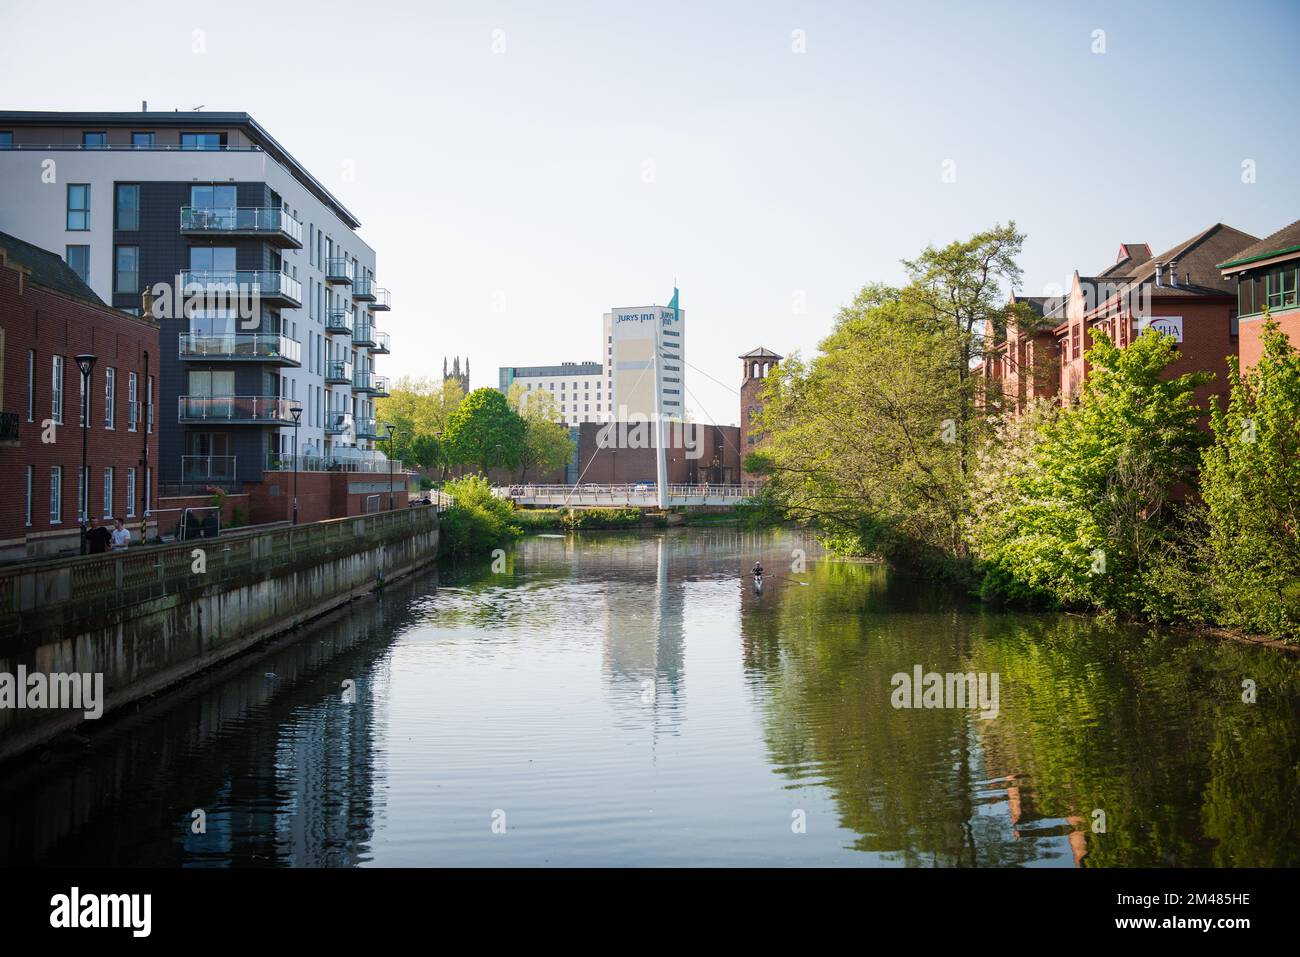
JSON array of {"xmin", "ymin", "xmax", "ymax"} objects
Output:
[{"xmin": 500, "ymin": 484, "xmax": 751, "ymax": 503}]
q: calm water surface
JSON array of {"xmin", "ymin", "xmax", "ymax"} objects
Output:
[{"xmin": 2, "ymin": 528, "xmax": 1297, "ymax": 867}]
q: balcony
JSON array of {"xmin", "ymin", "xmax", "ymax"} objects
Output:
[
  {"xmin": 179, "ymin": 207, "xmax": 303, "ymax": 248},
  {"xmin": 371, "ymin": 331, "xmax": 391, "ymax": 354},
  {"xmin": 324, "ymin": 257, "xmax": 353, "ymax": 285},
  {"xmin": 372, "ymin": 376, "xmax": 390, "ymax": 397},
  {"xmin": 352, "ymin": 277, "xmax": 375, "ymax": 302},
  {"xmin": 180, "ymin": 270, "xmax": 302, "ymax": 309},
  {"xmin": 371, "ymin": 287, "xmax": 391, "ymax": 311},
  {"xmin": 325, "ymin": 310, "xmax": 353, "ymax": 336},
  {"xmin": 177, "ymin": 395, "xmax": 298, "ymax": 425},
  {"xmin": 264, "ymin": 451, "xmax": 402, "ymax": 473},
  {"xmin": 178, "ymin": 333, "xmax": 301, "ymax": 366},
  {"xmin": 352, "ymin": 324, "xmax": 376, "ymax": 348},
  {"xmin": 355, "ymin": 416, "xmax": 380, "ymax": 439},
  {"xmin": 353, "ymin": 371, "xmax": 377, "ymax": 393},
  {"xmin": 181, "ymin": 455, "xmax": 238, "ymax": 483},
  {"xmin": 325, "ymin": 411, "xmax": 354, "ymax": 436},
  {"xmin": 325, "ymin": 359, "xmax": 353, "ymax": 385}
]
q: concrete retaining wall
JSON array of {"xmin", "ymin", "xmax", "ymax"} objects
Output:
[{"xmin": 0, "ymin": 509, "xmax": 438, "ymax": 763}]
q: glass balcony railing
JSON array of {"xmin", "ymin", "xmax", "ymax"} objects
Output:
[
  {"xmin": 355, "ymin": 416, "xmax": 380, "ymax": 439},
  {"xmin": 324, "ymin": 257, "xmax": 354, "ymax": 285},
  {"xmin": 179, "ymin": 207, "xmax": 304, "ymax": 247},
  {"xmin": 352, "ymin": 324, "xmax": 376, "ymax": 347},
  {"xmin": 181, "ymin": 454, "xmax": 238, "ymax": 482},
  {"xmin": 263, "ymin": 452, "xmax": 402, "ymax": 473},
  {"xmin": 371, "ymin": 287, "xmax": 391, "ymax": 311},
  {"xmin": 324, "ymin": 310, "xmax": 353, "ymax": 335},
  {"xmin": 372, "ymin": 376, "xmax": 390, "ymax": 397},
  {"xmin": 353, "ymin": 371, "xmax": 375, "ymax": 392},
  {"xmin": 371, "ymin": 331, "xmax": 391, "ymax": 353},
  {"xmin": 180, "ymin": 270, "xmax": 302, "ymax": 308},
  {"xmin": 325, "ymin": 359, "xmax": 353, "ymax": 384},
  {"xmin": 325, "ymin": 411, "xmax": 354, "ymax": 435},
  {"xmin": 177, "ymin": 395, "xmax": 298, "ymax": 424},
  {"xmin": 178, "ymin": 333, "xmax": 301, "ymax": 365},
  {"xmin": 352, "ymin": 277, "xmax": 375, "ymax": 301}
]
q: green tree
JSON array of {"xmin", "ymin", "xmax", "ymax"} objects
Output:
[
  {"xmin": 506, "ymin": 383, "xmax": 574, "ymax": 481},
  {"xmin": 1201, "ymin": 312, "xmax": 1300, "ymax": 637},
  {"xmin": 377, "ymin": 376, "xmax": 465, "ymax": 479},
  {"xmin": 444, "ymin": 387, "xmax": 525, "ymax": 475},
  {"xmin": 751, "ymin": 289, "xmax": 969, "ymax": 569},
  {"xmin": 967, "ymin": 329, "xmax": 1211, "ymax": 612}
]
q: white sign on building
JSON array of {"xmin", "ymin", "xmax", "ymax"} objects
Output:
[{"xmin": 1139, "ymin": 315, "xmax": 1183, "ymax": 342}]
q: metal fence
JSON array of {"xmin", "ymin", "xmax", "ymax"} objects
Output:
[{"xmin": 0, "ymin": 506, "xmax": 439, "ymax": 635}]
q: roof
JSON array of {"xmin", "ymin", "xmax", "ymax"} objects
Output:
[
  {"xmin": 0, "ymin": 230, "xmax": 106, "ymax": 305},
  {"xmin": 0, "ymin": 110, "xmax": 362, "ymax": 230},
  {"xmin": 739, "ymin": 346, "xmax": 783, "ymax": 359},
  {"xmin": 1096, "ymin": 242, "xmax": 1152, "ymax": 278},
  {"xmin": 1083, "ymin": 223, "xmax": 1257, "ymax": 312},
  {"xmin": 1217, "ymin": 219, "xmax": 1300, "ymax": 271}
]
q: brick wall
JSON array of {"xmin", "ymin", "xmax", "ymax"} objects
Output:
[{"xmin": 0, "ymin": 252, "xmax": 160, "ymax": 559}]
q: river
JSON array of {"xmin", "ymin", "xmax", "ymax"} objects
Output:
[{"xmin": 1, "ymin": 528, "xmax": 1296, "ymax": 867}]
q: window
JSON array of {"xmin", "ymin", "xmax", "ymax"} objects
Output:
[
  {"xmin": 67, "ymin": 184, "xmax": 90, "ymax": 229},
  {"xmin": 0, "ymin": 132, "xmax": 13, "ymax": 149},
  {"xmin": 24, "ymin": 467, "xmax": 32, "ymax": 527},
  {"xmin": 126, "ymin": 469, "xmax": 136, "ymax": 517},
  {"xmin": 79, "ymin": 367, "xmax": 88, "ymax": 427},
  {"xmin": 26, "ymin": 349, "xmax": 34, "ymax": 421},
  {"xmin": 104, "ymin": 367, "xmax": 116, "ymax": 428},
  {"xmin": 181, "ymin": 132, "xmax": 225, "ymax": 150},
  {"xmin": 78, "ymin": 467, "xmax": 87, "ymax": 522},
  {"xmin": 128, "ymin": 372, "xmax": 138, "ymax": 431},
  {"xmin": 189, "ymin": 184, "xmax": 237, "ymax": 210},
  {"xmin": 144, "ymin": 467, "xmax": 151, "ymax": 514},
  {"xmin": 147, "ymin": 376, "xmax": 154, "ymax": 432},
  {"xmin": 82, "ymin": 131, "xmax": 107, "ymax": 149},
  {"xmin": 1266, "ymin": 267, "xmax": 1298, "ymax": 310},
  {"xmin": 49, "ymin": 467, "xmax": 62, "ymax": 524},
  {"xmin": 115, "ymin": 184, "xmax": 140, "ymax": 230},
  {"xmin": 66, "ymin": 245, "xmax": 89, "ymax": 283},
  {"xmin": 131, "ymin": 131, "xmax": 155, "ymax": 148},
  {"xmin": 189, "ymin": 246, "xmax": 236, "ymax": 275},
  {"xmin": 115, "ymin": 246, "xmax": 139, "ymax": 293},
  {"xmin": 103, "ymin": 468, "xmax": 114, "ymax": 518},
  {"xmin": 1230, "ymin": 312, "xmax": 1240, "ymax": 337},
  {"xmin": 51, "ymin": 355, "xmax": 64, "ymax": 424}
]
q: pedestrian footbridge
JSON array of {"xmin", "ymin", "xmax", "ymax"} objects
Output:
[{"xmin": 498, "ymin": 484, "xmax": 754, "ymax": 508}]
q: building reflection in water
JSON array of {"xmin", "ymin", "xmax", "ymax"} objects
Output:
[{"xmin": 0, "ymin": 569, "xmax": 431, "ymax": 867}]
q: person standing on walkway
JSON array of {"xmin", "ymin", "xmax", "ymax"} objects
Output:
[
  {"xmin": 110, "ymin": 518, "xmax": 131, "ymax": 551},
  {"xmin": 86, "ymin": 517, "xmax": 112, "ymax": 554}
]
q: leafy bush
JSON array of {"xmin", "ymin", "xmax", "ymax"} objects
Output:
[
  {"xmin": 437, "ymin": 475, "xmax": 521, "ymax": 559},
  {"xmin": 1200, "ymin": 313, "xmax": 1300, "ymax": 638},
  {"xmin": 558, "ymin": 507, "xmax": 645, "ymax": 530},
  {"xmin": 513, "ymin": 508, "xmax": 563, "ymax": 531}
]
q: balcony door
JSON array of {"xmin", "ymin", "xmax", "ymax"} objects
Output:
[
  {"xmin": 190, "ymin": 246, "xmax": 236, "ymax": 280},
  {"xmin": 190, "ymin": 185, "xmax": 238, "ymax": 230},
  {"xmin": 189, "ymin": 369, "xmax": 235, "ymax": 419}
]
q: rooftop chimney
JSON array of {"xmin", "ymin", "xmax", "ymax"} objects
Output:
[
  {"xmin": 141, "ymin": 100, "xmax": 147, "ymax": 111},
  {"xmin": 1168, "ymin": 260, "xmax": 1178, "ymax": 287},
  {"xmin": 1153, "ymin": 261, "xmax": 1163, "ymax": 287}
]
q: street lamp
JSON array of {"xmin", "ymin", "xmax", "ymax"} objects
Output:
[
  {"xmin": 74, "ymin": 353, "xmax": 97, "ymax": 555},
  {"xmin": 385, "ymin": 423, "xmax": 398, "ymax": 510},
  {"xmin": 290, "ymin": 405, "xmax": 303, "ymax": 525}
]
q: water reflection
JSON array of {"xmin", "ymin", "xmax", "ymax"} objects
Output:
[{"xmin": 0, "ymin": 529, "xmax": 1296, "ymax": 867}]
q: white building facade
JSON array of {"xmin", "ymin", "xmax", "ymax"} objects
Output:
[{"xmin": 0, "ymin": 111, "xmax": 392, "ymax": 487}]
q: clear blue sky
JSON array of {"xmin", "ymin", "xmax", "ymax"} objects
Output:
[{"xmin": 5, "ymin": 0, "xmax": 1298, "ymax": 425}]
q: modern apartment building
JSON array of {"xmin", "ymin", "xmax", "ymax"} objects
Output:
[
  {"xmin": 0, "ymin": 111, "xmax": 392, "ymax": 492},
  {"xmin": 1217, "ymin": 219, "xmax": 1300, "ymax": 369},
  {"xmin": 498, "ymin": 361, "xmax": 608, "ymax": 424}
]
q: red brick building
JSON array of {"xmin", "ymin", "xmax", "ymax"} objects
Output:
[
  {"xmin": 1217, "ymin": 219, "xmax": 1300, "ymax": 369},
  {"xmin": 978, "ymin": 294, "xmax": 1062, "ymax": 414},
  {"xmin": 0, "ymin": 231, "xmax": 159, "ymax": 559},
  {"xmin": 1053, "ymin": 224, "xmax": 1256, "ymax": 413},
  {"xmin": 740, "ymin": 346, "xmax": 781, "ymax": 486}
]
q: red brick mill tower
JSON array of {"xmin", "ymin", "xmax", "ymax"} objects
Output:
[{"xmin": 739, "ymin": 347, "xmax": 782, "ymax": 487}]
